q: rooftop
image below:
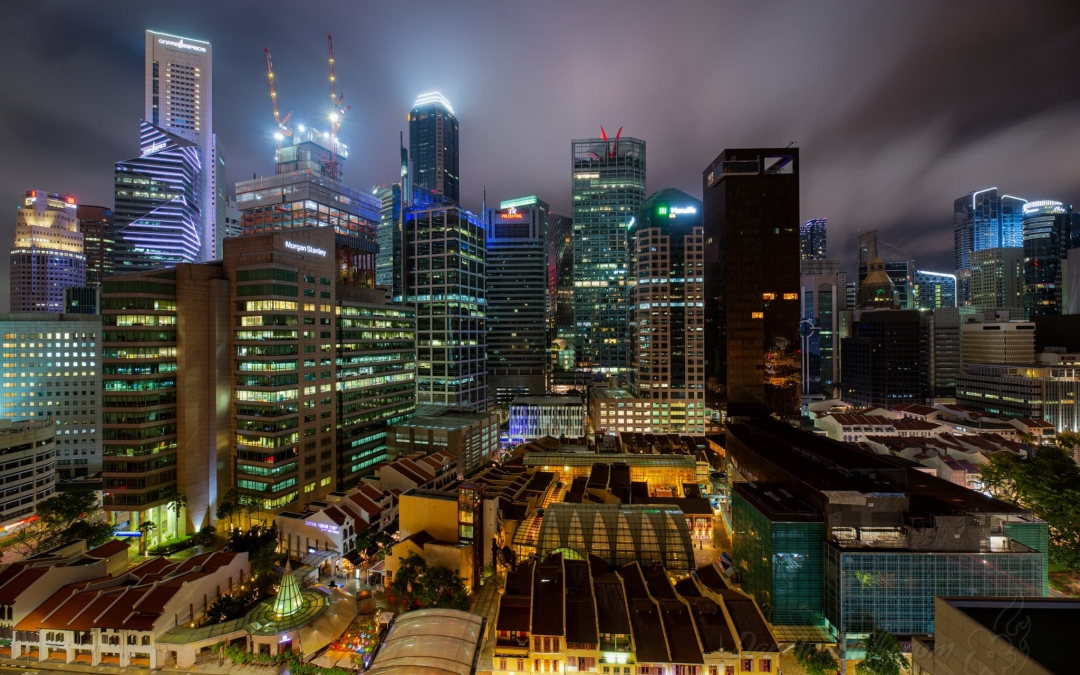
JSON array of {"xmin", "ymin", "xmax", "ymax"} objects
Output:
[{"xmin": 945, "ymin": 597, "xmax": 1080, "ymax": 675}]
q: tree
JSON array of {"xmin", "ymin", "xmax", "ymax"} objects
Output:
[
  {"xmin": 391, "ymin": 552, "xmax": 427, "ymax": 606},
  {"xmin": 356, "ymin": 529, "xmax": 394, "ymax": 560},
  {"xmin": 795, "ymin": 641, "xmax": 839, "ymax": 675},
  {"xmin": 415, "ymin": 565, "xmax": 470, "ymax": 611},
  {"xmin": 1056, "ymin": 430, "xmax": 1080, "ymax": 454},
  {"xmin": 856, "ymin": 630, "xmax": 907, "ymax": 675},
  {"xmin": 217, "ymin": 489, "xmax": 241, "ymax": 531},
  {"xmin": 194, "ymin": 525, "xmax": 218, "ymax": 548},
  {"xmin": 8, "ymin": 490, "xmax": 112, "ymax": 559},
  {"xmin": 229, "ymin": 524, "xmax": 282, "ymax": 592},
  {"xmin": 981, "ymin": 446, "xmax": 1080, "ymax": 571},
  {"xmin": 169, "ymin": 494, "xmax": 187, "ymax": 539},
  {"xmin": 137, "ymin": 520, "xmax": 156, "ymax": 556}
]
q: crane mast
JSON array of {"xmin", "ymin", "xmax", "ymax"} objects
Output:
[{"xmin": 263, "ymin": 47, "xmax": 292, "ymax": 149}]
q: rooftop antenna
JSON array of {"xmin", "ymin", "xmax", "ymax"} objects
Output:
[{"xmin": 786, "ymin": 141, "xmax": 797, "ymax": 148}]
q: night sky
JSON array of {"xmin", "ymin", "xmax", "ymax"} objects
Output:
[{"xmin": 3, "ymin": 1, "xmax": 1080, "ymax": 308}]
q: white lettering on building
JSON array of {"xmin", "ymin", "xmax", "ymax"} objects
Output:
[
  {"xmin": 158, "ymin": 38, "xmax": 207, "ymax": 53},
  {"xmin": 284, "ymin": 241, "xmax": 328, "ymax": 257},
  {"xmin": 141, "ymin": 141, "xmax": 168, "ymax": 156}
]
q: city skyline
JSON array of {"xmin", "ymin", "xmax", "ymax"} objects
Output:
[{"xmin": 2, "ymin": 1, "xmax": 1080, "ymax": 306}]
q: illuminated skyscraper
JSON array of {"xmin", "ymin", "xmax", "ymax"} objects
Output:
[
  {"xmin": 704, "ymin": 149, "xmax": 800, "ymax": 418},
  {"xmin": 800, "ymin": 218, "xmax": 827, "ymax": 260},
  {"xmin": 409, "ymin": 93, "xmax": 459, "ymax": 204},
  {"xmin": 144, "ymin": 31, "xmax": 221, "ymax": 261},
  {"xmin": 1022, "ymin": 200, "xmax": 1078, "ymax": 318},
  {"xmin": 954, "ymin": 188, "xmax": 1026, "ymax": 305},
  {"xmin": 913, "ymin": 270, "xmax": 957, "ymax": 309},
  {"xmin": 373, "ymin": 183, "xmax": 401, "ymax": 289},
  {"xmin": 10, "ymin": 190, "xmax": 86, "ymax": 312},
  {"xmin": 571, "ymin": 131, "xmax": 646, "ymax": 373},
  {"xmin": 970, "ymin": 247, "xmax": 1025, "ymax": 315},
  {"xmin": 112, "ymin": 121, "xmax": 203, "ymax": 273},
  {"xmin": 76, "ymin": 205, "xmax": 114, "ymax": 287},
  {"xmin": 485, "ymin": 196, "xmax": 549, "ymax": 404},
  {"xmin": 626, "ymin": 189, "xmax": 706, "ymax": 433}
]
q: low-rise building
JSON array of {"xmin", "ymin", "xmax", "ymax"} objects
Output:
[
  {"xmin": 386, "ymin": 407, "xmax": 499, "ymax": 478},
  {"xmin": 507, "ymin": 395, "xmax": 585, "ymax": 444},
  {"xmin": 957, "ymin": 363, "xmax": 1080, "ymax": 433}
]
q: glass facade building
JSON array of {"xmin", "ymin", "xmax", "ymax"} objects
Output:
[
  {"xmin": 76, "ymin": 205, "xmax": 114, "ymax": 288},
  {"xmin": 1022, "ymin": 200, "xmax": 1076, "ymax": 318},
  {"xmin": 954, "ymin": 189, "xmax": 1026, "ymax": 305},
  {"xmin": 336, "ymin": 290, "xmax": 416, "ymax": 487},
  {"xmin": 405, "ymin": 204, "xmax": 488, "ymax": 411},
  {"xmin": 731, "ymin": 487, "xmax": 825, "ymax": 626},
  {"xmin": 409, "ymin": 93, "xmax": 459, "ymax": 204},
  {"xmin": 112, "ymin": 121, "xmax": 204, "ymax": 273},
  {"xmin": 703, "ymin": 149, "xmax": 800, "ymax": 418},
  {"xmin": 485, "ymin": 197, "xmax": 549, "ymax": 405},
  {"xmin": 373, "ymin": 184, "xmax": 401, "ymax": 290},
  {"xmin": 571, "ymin": 134, "xmax": 646, "ymax": 373},
  {"xmin": 913, "ymin": 270, "xmax": 957, "ymax": 309},
  {"xmin": 800, "ymin": 218, "xmax": 827, "ymax": 260},
  {"xmin": 800, "ymin": 259, "xmax": 847, "ymax": 398}
]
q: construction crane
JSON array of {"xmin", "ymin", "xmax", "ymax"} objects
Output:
[
  {"xmin": 325, "ymin": 34, "xmax": 350, "ymax": 179},
  {"xmin": 263, "ymin": 47, "xmax": 293, "ymax": 148}
]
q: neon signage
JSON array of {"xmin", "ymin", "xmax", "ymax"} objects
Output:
[
  {"xmin": 285, "ymin": 241, "xmax": 328, "ymax": 257},
  {"xmin": 158, "ymin": 38, "xmax": 207, "ymax": 53},
  {"xmin": 670, "ymin": 206, "xmax": 696, "ymax": 215},
  {"xmin": 305, "ymin": 520, "xmax": 340, "ymax": 535},
  {"xmin": 142, "ymin": 141, "xmax": 168, "ymax": 156},
  {"xmin": 501, "ymin": 207, "xmax": 523, "ymax": 220}
]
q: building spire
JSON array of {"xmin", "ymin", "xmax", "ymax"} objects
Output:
[
  {"xmin": 482, "ymin": 185, "xmax": 487, "ymax": 214},
  {"xmin": 273, "ymin": 561, "xmax": 303, "ymax": 617}
]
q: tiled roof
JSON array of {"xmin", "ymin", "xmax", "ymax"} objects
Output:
[{"xmin": 86, "ymin": 540, "xmax": 132, "ymax": 559}]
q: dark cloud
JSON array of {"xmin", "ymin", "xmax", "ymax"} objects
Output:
[{"xmin": 2, "ymin": 0, "xmax": 1079, "ymax": 308}]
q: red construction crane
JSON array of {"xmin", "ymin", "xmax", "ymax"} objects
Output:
[
  {"xmin": 325, "ymin": 34, "xmax": 350, "ymax": 178},
  {"xmin": 264, "ymin": 47, "xmax": 292, "ymax": 148}
]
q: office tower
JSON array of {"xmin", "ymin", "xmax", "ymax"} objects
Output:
[
  {"xmin": 961, "ymin": 317, "xmax": 1035, "ymax": 366},
  {"xmin": 0, "ymin": 314, "xmax": 102, "ymax": 479},
  {"xmin": 919, "ymin": 307, "xmax": 960, "ymax": 401},
  {"xmin": 112, "ymin": 121, "xmax": 203, "ymax": 273},
  {"xmin": 485, "ymin": 196, "xmax": 549, "ymax": 405},
  {"xmin": 858, "ymin": 257, "xmax": 899, "ymax": 309},
  {"xmin": 223, "ymin": 196, "xmax": 242, "ymax": 239},
  {"xmin": 958, "ymin": 363, "xmax": 1080, "ymax": 431},
  {"xmin": 64, "ymin": 287, "xmax": 99, "ymax": 315},
  {"xmin": 857, "ymin": 231, "xmax": 914, "ymax": 309},
  {"xmin": 703, "ymin": 149, "xmax": 800, "ymax": 417},
  {"xmin": 409, "ymin": 93, "xmax": 459, "ymax": 204},
  {"xmin": 405, "ymin": 204, "xmax": 488, "ymax": 411},
  {"xmin": 1023, "ymin": 200, "xmax": 1077, "ymax": 318},
  {"xmin": 970, "ymin": 247, "xmax": 1024, "ymax": 315},
  {"xmin": 954, "ymin": 188, "xmax": 1026, "ymax": 305},
  {"xmin": 336, "ymin": 287, "xmax": 416, "ymax": 487},
  {"xmin": 373, "ymin": 184, "xmax": 401, "ymax": 289},
  {"xmin": 76, "ymin": 205, "xmax": 114, "ymax": 287},
  {"xmin": 101, "ymin": 227, "xmax": 414, "ymax": 536},
  {"xmin": 800, "ymin": 218, "xmax": 827, "ymax": 260},
  {"xmin": 235, "ymin": 126, "xmax": 380, "ymax": 289},
  {"xmin": 10, "ymin": 191, "xmax": 86, "ymax": 313},
  {"xmin": 845, "ymin": 281, "xmax": 857, "ymax": 312},
  {"xmin": 572, "ymin": 131, "xmax": 646, "ymax": 373},
  {"xmin": 0, "ymin": 420, "xmax": 57, "ymax": 527},
  {"xmin": 841, "ymin": 309, "xmax": 922, "ymax": 408},
  {"xmin": 800, "ymin": 259, "xmax": 847, "ymax": 398},
  {"xmin": 913, "ymin": 270, "xmax": 957, "ymax": 309},
  {"xmin": 547, "ymin": 212, "xmax": 574, "ymax": 372},
  {"xmin": 625, "ymin": 189, "xmax": 706, "ymax": 433},
  {"xmin": 144, "ymin": 31, "xmax": 220, "ymax": 261}
]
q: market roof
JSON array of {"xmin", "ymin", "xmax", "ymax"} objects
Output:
[{"xmin": 368, "ymin": 608, "xmax": 484, "ymax": 675}]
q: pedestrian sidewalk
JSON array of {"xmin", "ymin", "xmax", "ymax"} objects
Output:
[{"xmin": 0, "ymin": 656, "xmax": 151, "ymax": 675}]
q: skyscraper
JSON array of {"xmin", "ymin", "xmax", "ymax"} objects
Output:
[
  {"xmin": 485, "ymin": 196, "xmax": 549, "ymax": 405},
  {"xmin": 800, "ymin": 218, "xmax": 827, "ymax": 260},
  {"xmin": 626, "ymin": 189, "xmax": 706, "ymax": 433},
  {"xmin": 548, "ymin": 212, "xmax": 574, "ymax": 368},
  {"xmin": 857, "ymin": 231, "xmax": 915, "ymax": 309},
  {"xmin": 970, "ymin": 247, "xmax": 1025, "ymax": 315},
  {"xmin": 235, "ymin": 126, "xmax": 379, "ymax": 289},
  {"xmin": 800, "ymin": 259, "xmax": 847, "ymax": 398},
  {"xmin": 571, "ymin": 131, "xmax": 646, "ymax": 373},
  {"xmin": 842, "ymin": 309, "xmax": 922, "ymax": 409},
  {"xmin": 76, "ymin": 205, "xmax": 114, "ymax": 287},
  {"xmin": 703, "ymin": 148, "xmax": 800, "ymax": 418},
  {"xmin": 145, "ymin": 31, "xmax": 220, "ymax": 261},
  {"xmin": 1022, "ymin": 200, "xmax": 1076, "ymax": 318},
  {"xmin": 913, "ymin": 270, "xmax": 957, "ymax": 309},
  {"xmin": 954, "ymin": 188, "xmax": 1026, "ymax": 305},
  {"xmin": 405, "ymin": 203, "xmax": 488, "ymax": 411},
  {"xmin": 373, "ymin": 184, "xmax": 401, "ymax": 289},
  {"xmin": 409, "ymin": 93, "xmax": 459, "ymax": 204},
  {"xmin": 112, "ymin": 121, "xmax": 204, "ymax": 273},
  {"xmin": 10, "ymin": 190, "xmax": 86, "ymax": 313}
]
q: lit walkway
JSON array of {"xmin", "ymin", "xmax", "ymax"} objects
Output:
[{"xmin": 472, "ymin": 573, "xmax": 505, "ymax": 675}]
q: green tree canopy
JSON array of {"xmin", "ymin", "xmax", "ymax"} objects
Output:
[
  {"xmin": 390, "ymin": 552, "xmax": 470, "ymax": 611},
  {"xmin": 9, "ymin": 490, "xmax": 114, "ymax": 558},
  {"xmin": 795, "ymin": 641, "xmax": 839, "ymax": 675},
  {"xmin": 981, "ymin": 446, "xmax": 1080, "ymax": 571},
  {"xmin": 856, "ymin": 630, "xmax": 907, "ymax": 675}
]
